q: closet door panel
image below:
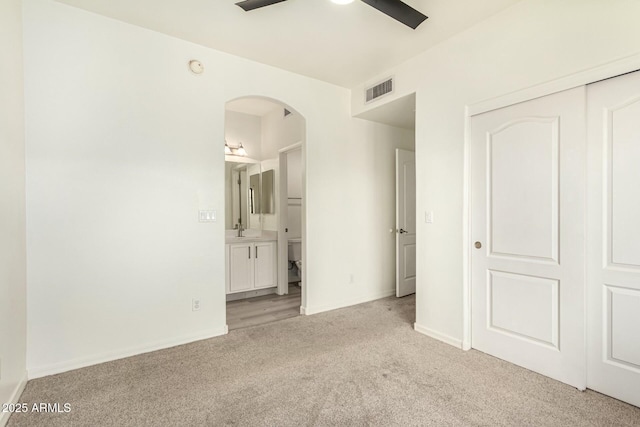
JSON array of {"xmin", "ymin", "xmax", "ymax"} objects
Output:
[
  {"xmin": 470, "ymin": 86, "xmax": 586, "ymax": 389},
  {"xmin": 587, "ymin": 70, "xmax": 640, "ymax": 408}
]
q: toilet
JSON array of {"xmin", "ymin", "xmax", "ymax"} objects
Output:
[{"xmin": 287, "ymin": 238, "xmax": 302, "ymax": 283}]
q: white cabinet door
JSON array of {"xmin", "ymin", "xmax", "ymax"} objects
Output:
[
  {"xmin": 254, "ymin": 241, "xmax": 276, "ymax": 289},
  {"xmin": 470, "ymin": 87, "xmax": 586, "ymax": 389},
  {"xmin": 229, "ymin": 243, "xmax": 253, "ymax": 293},
  {"xmin": 587, "ymin": 71, "xmax": 640, "ymax": 407}
]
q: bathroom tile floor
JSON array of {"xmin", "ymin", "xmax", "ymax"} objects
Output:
[{"xmin": 226, "ymin": 284, "xmax": 301, "ymax": 330}]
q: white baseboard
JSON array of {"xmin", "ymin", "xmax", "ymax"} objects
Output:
[
  {"xmin": 414, "ymin": 323, "xmax": 463, "ymax": 349},
  {"xmin": 300, "ymin": 305, "xmax": 306, "ymax": 315},
  {"xmin": 28, "ymin": 326, "xmax": 227, "ymax": 380},
  {"xmin": 0, "ymin": 372, "xmax": 28, "ymax": 427},
  {"xmin": 304, "ymin": 289, "xmax": 395, "ymax": 315}
]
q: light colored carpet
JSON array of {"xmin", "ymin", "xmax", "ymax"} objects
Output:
[{"xmin": 8, "ymin": 295, "xmax": 640, "ymax": 426}]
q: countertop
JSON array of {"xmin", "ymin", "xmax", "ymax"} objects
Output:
[{"xmin": 225, "ymin": 235, "xmax": 277, "ymax": 244}]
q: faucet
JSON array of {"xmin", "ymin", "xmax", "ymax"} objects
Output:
[{"xmin": 237, "ymin": 222, "xmax": 244, "ymax": 237}]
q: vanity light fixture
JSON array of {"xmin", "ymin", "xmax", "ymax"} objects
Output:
[{"xmin": 225, "ymin": 140, "xmax": 248, "ymax": 157}]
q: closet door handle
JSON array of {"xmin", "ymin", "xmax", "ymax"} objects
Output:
[
  {"xmin": 255, "ymin": 246, "xmax": 258, "ymax": 258},
  {"xmin": 248, "ymin": 246, "xmax": 251, "ymax": 259}
]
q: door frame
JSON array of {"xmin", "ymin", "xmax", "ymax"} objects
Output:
[
  {"xmin": 277, "ymin": 142, "xmax": 304, "ymax": 308},
  {"xmin": 462, "ymin": 52, "xmax": 640, "ymax": 351}
]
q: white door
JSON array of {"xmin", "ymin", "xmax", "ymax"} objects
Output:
[
  {"xmin": 586, "ymin": 71, "xmax": 640, "ymax": 407},
  {"xmin": 396, "ymin": 149, "xmax": 416, "ymax": 297},
  {"xmin": 470, "ymin": 87, "xmax": 586, "ymax": 389}
]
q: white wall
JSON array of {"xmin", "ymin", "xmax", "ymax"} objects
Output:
[
  {"xmin": 261, "ymin": 107, "xmax": 304, "ymax": 160},
  {"xmin": 350, "ymin": 0, "xmax": 640, "ymax": 345},
  {"xmin": 23, "ymin": 0, "xmax": 413, "ymax": 376},
  {"xmin": 287, "ymin": 149, "xmax": 302, "ymax": 199},
  {"xmin": 286, "ymin": 149, "xmax": 302, "ymax": 239},
  {"xmin": 0, "ymin": 0, "xmax": 28, "ymax": 421},
  {"xmin": 225, "ymin": 110, "xmax": 262, "ymax": 161},
  {"xmin": 260, "ymin": 108, "xmax": 305, "ymax": 232},
  {"xmin": 305, "ymin": 119, "xmax": 414, "ymax": 313}
]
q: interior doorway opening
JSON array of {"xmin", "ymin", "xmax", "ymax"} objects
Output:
[
  {"xmin": 356, "ymin": 93, "xmax": 417, "ymax": 300},
  {"xmin": 223, "ymin": 96, "xmax": 306, "ymax": 331}
]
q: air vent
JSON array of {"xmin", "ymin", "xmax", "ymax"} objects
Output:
[{"xmin": 365, "ymin": 77, "xmax": 394, "ymax": 103}]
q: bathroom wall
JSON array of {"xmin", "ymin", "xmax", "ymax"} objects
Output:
[
  {"xmin": 225, "ymin": 110, "xmax": 262, "ymax": 161},
  {"xmin": 260, "ymin": 108, "xmax": 305, "ymax": 232},
  {"xmin": 286, "ymin": 149, "xmax": 302, "ymax": 239},
  {"xmin": 224, "ymin": 105, "xmax": 301, "ymax": 232},
  {"xmin": 261, "ymin": 107, "xmax": 304, "ymax": 160},
  {"xmin": 225, "ymin": 110, "xmax": 263, "ymax": 231}
]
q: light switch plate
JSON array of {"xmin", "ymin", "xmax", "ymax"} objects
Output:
[
  {"xmin": 199, "ymin": 210, "xmax": 216, "ymax": 222},
  {"xmin": 425, "ymin": 211, "xmax": 434, "ymax": 224}
]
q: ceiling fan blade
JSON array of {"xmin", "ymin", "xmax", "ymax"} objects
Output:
[
  {"xmin": 360, "ymin": 0, "xmax": 428, "ymax": 29},
  {"xmin": 235, "ymin": 0, "xmax": 288, "ymax": 12}
]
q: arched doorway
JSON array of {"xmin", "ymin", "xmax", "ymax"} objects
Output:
[{"xmin": 223, "ymin": 96, "xmax": 306, "ymax": 330}]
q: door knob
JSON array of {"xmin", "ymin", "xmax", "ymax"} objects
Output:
[
  {"xmin": 475, "ymin": 241, "xmax": 482, "ymax": 249},
  {"xmin": 399, "ymin": 229, "xmax": 408, "ymax": 234}
]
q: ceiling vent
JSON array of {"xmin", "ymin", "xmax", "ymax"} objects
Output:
[{"xmin": 365, "ymin": 77, "xmax": 394, "ymax": 104}]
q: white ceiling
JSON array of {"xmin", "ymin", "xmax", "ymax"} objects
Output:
[{"xmin": 54, "ymin": 0, "xmax": 521, "ymax": 88}]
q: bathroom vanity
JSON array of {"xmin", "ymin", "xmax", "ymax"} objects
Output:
[
  {"xmin": 225, "ymin": 157, "xmax": 278, "ymax": 299},
  {"xmin": 225, "ymin": 235, "xmax": 277, "ymax": 295}
]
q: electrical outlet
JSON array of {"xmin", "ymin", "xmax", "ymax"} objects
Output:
[{"xmin": 192, "ymin": 298, "xmax": 201, "ymax": 311}]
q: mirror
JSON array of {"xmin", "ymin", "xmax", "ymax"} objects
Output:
[
  {"xmin": 225, "ymin": 161, "xmax": 261, "ymax": 230},
  {"xmin": 249, "ymin": 173, "xmax": 261, "ymax": 214},
  {"xmin": 262, "ymin": 169, "xmax": 275, "ymax": 214}
]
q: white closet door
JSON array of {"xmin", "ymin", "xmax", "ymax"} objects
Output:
[
  {"xmin": 587, "ymin": 71, "xmax": 640, "ymax": 407},
  {"xmin": 470, "ymin": 87, "xmax": 586, "ymax": 389}
]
